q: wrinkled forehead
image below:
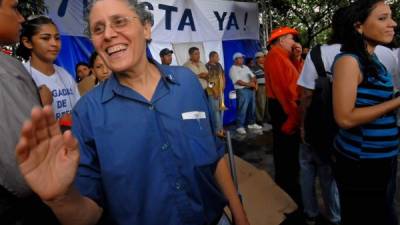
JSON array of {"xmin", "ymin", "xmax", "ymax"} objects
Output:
[{"xmin": 88, "ymin": 0, "xmax": 135, "ymax": 22}]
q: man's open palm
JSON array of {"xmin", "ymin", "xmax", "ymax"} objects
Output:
[{"xmin": 16, "ymin": 106, "xmax": 79, "ymax": 201}]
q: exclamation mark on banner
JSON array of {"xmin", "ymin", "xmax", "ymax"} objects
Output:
[
  {"xmin": 83, "ymin": 0, "xmax": 89, "ymax": 17},
  {"xmin": 58, "ymin": 0, "xmax": 69, "ymax": 17},
  {"xmin": 243, "ymin": 12, "xmax": 248, "ymax": 31}
]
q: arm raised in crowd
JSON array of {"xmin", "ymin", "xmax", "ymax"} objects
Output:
[{"xmin": 15, "ymin": 106, "xmax": 102, "ymax": 225}]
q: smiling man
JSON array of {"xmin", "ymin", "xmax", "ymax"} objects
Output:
[{"xmin": 15, "ymin": 1, "xmax": 250, "ymax": 225}]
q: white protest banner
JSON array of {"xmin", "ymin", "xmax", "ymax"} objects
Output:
[{"xmin": 45, "ymin": 0, "xmax": 259, "ymax": 42}]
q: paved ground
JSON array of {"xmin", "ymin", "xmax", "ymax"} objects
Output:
[
  {"xmin": 227, "ymin": 126, "xmax": 274, "ymax": 179},
  {"xmin": 228, "ymin": 126, "xmax": 400, "ymax": 224}
]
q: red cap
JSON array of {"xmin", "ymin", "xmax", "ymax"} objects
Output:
[{"xmin": 268, "ymin": 27, "xmax": 299, "ymax": 44}]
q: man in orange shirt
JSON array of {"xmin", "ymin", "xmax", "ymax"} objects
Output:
[{"xmin": 264, "ymin": 27, "xmax": 304, "ymax": 216}]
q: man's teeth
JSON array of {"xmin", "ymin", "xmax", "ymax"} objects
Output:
[{"xmin": 107, "ymin": 45, "xmax": 127, "ymax": 54}]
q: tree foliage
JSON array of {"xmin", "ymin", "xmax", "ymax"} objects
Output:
[
  {"xmin": 13, "ymin": 0, "xmax": 400, "ymax": 48},
  {"xmin": 268, "ymin": 0, "xmax": 351, "ymax": 47},
  {"xmin": 18, "ymin": 0, "xmax": 47, "ymax": 18},
  {"xmin": 265, "ymin": 0, "xmax": 400, "ymax": 47}
]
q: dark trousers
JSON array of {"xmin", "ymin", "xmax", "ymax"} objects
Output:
[
  {"xmin": 0, "ymin": 185, "xmax": 60, "ymax": 225},
  {"xmin": 333, "ymin": 152, "xmax": 398, "ymax": 225},
  {"xmin": 268, "ymin": 99, "xmax": 302, "ymax": 209}
]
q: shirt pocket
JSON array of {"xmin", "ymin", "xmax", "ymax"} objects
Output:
[
  {"xmin": 181, "ymin": 118, "xmax": 218, "ymax": 166},
  {"xmin": 182, "ymin": 117, "xmax": 211, "ymax": 137}
]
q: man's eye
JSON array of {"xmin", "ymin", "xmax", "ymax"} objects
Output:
[
  {"xmin": 93, "ymin": 25, "xmax": 105, "ymax": 34},
  {"xmin": 113, "ymin": 18, "xmax": 127, "ymax": 27}
]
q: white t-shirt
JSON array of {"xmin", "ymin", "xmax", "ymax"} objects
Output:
[
  {"xmin": 24, "ymin": 62, "xmax": 80, "ymax": 120},
  {"xmin": 297, "ymin": 44, "xmax": 399, "ymax": 90},
  {"xmin": 392, "ymin": 48, "xmax": 400, "ymax": 90},
  {"xmin": 229, "ymin": 64, "xmax": 255, "ymax": 89}
]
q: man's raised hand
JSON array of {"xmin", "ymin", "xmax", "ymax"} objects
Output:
[{"xmin": 16, "ymin": 106, "xmax": 79, "ymax": 202}]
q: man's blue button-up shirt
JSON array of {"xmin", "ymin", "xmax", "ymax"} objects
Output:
[{"xmin": 72, "ymin": 63, "xmax": 226, "ymax": 225}]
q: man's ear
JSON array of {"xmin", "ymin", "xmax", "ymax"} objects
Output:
[
  {"xmin": 143, "ymin": 21, "xmax": 152, "ymax": 42},
  {"xmin": 21, "ymin": 37, "xmax": 33, "ymax": 49},
  {"xmin": 354, "ymin": 22, "xmax": 363, "ymax": 34}
]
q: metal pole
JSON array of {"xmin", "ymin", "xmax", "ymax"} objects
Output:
[
  {"xmin": 262, "ymin": 0, "xmax": 269, "ymax": 48},
  {"xmin": 226, "ymin": 130, "xmax": 239, "ymax": 189},
  {"xmin": 269, "ymin": 0, "xmax": 273, "ymax": 36}
]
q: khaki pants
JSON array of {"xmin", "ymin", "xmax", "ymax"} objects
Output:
[{"xmin": 256, "ymin": 84, "xmax": 270, "ymax": 123}]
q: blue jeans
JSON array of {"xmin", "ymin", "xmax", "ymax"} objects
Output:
[
  {"xmin": 235, "ymin": 88, "xmax": 256, "ymax": 128},
  {"xmin": 208, "ymin": 95, "xmax": 224, "ymax": 133},
  {"xmin": 299, "ymin": 144, "xmax": 341, "ymax": 223}
]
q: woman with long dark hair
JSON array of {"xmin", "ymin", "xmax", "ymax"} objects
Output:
[
  {"xmin": 17, "ymin": 16, "xmax": 80, "ymax": 123},
  {"xmin": 332, "ymin": 0, "xmax": 399, "ymax": 224}
]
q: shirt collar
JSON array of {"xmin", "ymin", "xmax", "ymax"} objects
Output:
[{"xmin": 101, "ymin": 58, "xmax": 179, "ymax": 103}]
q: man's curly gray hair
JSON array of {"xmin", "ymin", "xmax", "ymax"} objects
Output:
[{"xmin": 85, "ymin": 0, "xmax": 154, "ymax": 36}]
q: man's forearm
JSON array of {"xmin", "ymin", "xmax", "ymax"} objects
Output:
[
  {"xmin": 198, "ymin": 72, "xmax": 209, "ymax": 79},
  {"xmin": 45, "ymin": 188, "xmax": 103, "ymax": 225},
  {"xmin": 214, "ymin": 158, "xmax": 249, "ymax": 225},
  {"xmin": 236, "ymin": 80, "xmax": 252, "ymax": 88}
]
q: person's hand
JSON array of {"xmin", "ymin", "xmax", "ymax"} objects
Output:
[
  {"xmin": 16, "ymin": 106, "xmax": 80, "ymax": 202},
  {"xmin": 281, "ymin": 113, "xmax": 300, "ymax": 135},
  {"xmin": 38, "ymin": 85, "xmax": 53, "ymax": 106},
  {"xmin": 248, "ymin": 82, "xmax": 256, "ymax": 89},
  {"xmin": 198, "ymin": 72, "xmax": 209, "ymax": 79},
  {"xmin": 292, "ymin": 43, "xmax": 302, "ymax": 60}
]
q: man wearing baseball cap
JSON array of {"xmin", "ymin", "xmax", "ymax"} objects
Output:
[
  {"xmin": 249, "ymin": 51, "xmax": 271, "ymax": 128},
  {"xmin": 264, "ymin": 26, "xmax": 305, "ymax": 218},
  {"xmin": 159, "ymin": 48, "xmax": 173, "ymax": 66},
  {"xmin": 229, "ymin": 52, "xmax": 262, "ymax": 135}
]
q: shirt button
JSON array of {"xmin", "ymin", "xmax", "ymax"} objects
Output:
[
  {"xmin": 175, "ymin": 182, "xmax": 183, "ymax": 190},
  {"xmin": 149, "ymin": 105, "xmax": 154, "ymax": 110},
  {"xmin": 161, "ymin": 143, "xmax": 169, "ymax": 150}
]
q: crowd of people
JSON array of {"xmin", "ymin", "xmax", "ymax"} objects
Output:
[
  {"xmin": 160, "ymin": 46, "xmax": 268, "ymax": 137},
  {"xmin": 0, "ymin": 0, "xmax": 400, "ymax": 225},
  {"xmin": 267, "ymin": 1, "xmax": 399, "ymax": 225}
]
